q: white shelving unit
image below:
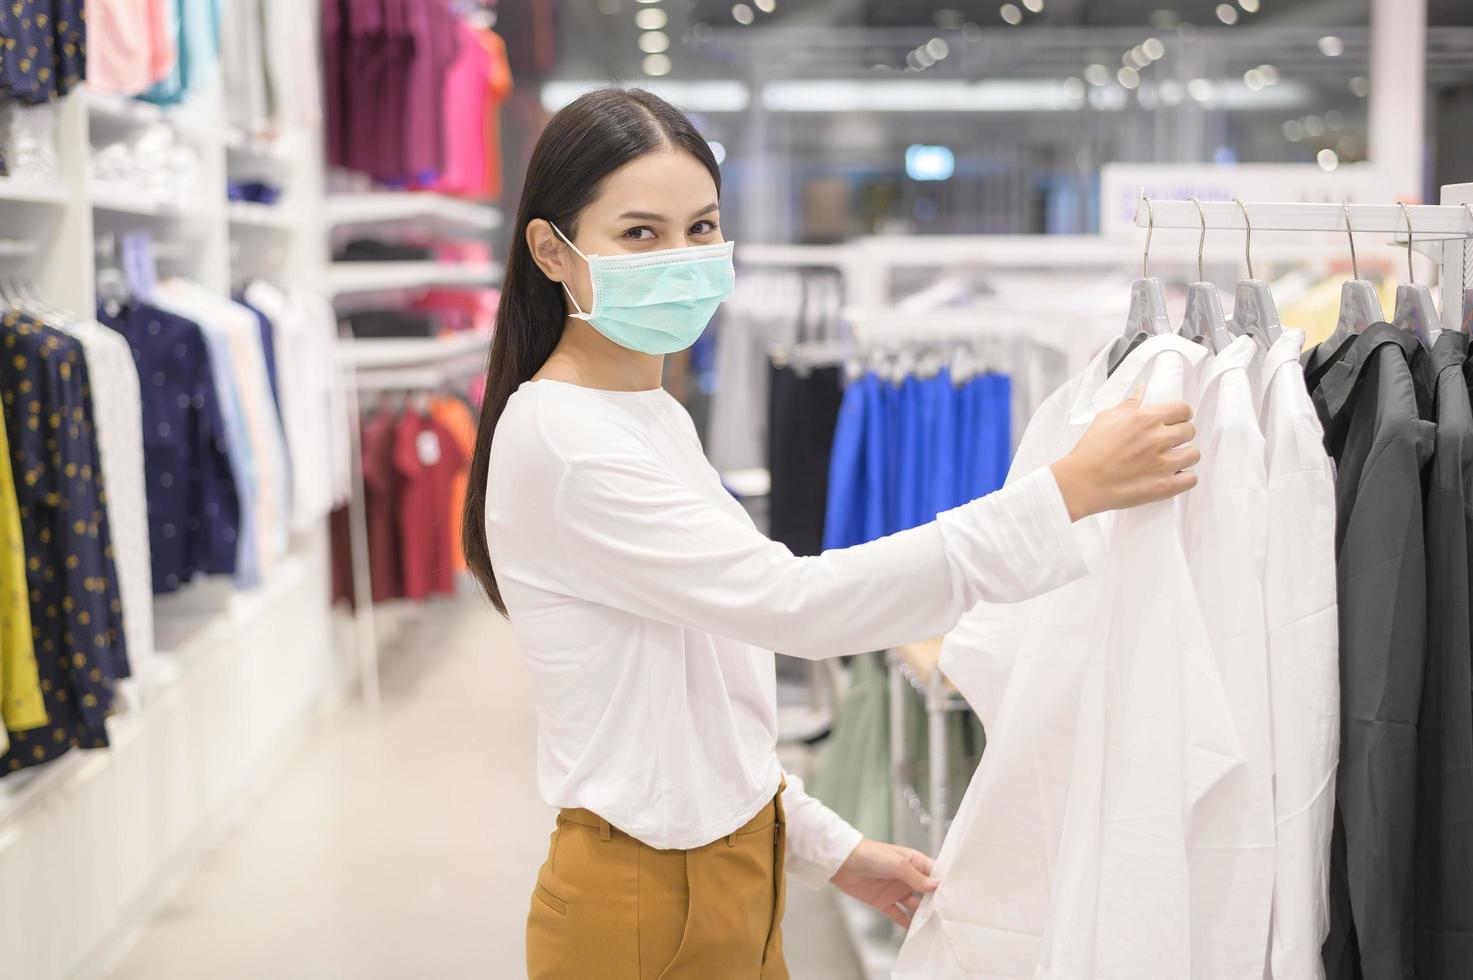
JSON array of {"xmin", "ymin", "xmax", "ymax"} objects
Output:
[
  {"xmin": 327, "ymin": 260, "xmax": 500, "ymax": 296},
  {"xmin": 0, "ymin": 74, "xmax": 341, "ymax": 980},
  {"xmin": 327, "ymin": 191, "xmax": 501, "ymax": 233}
]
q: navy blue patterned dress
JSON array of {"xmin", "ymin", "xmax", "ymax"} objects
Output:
[
  {"xmin": 98, "ymin": 301, "xmax": 240, "ymax": 592},
  {"xmin": 0, "ymin": 1, "xmax": 86, "ymax": 105},
  {"xmin": 0, "ymin": 312, "xmax": 129, "ymax": 773}
]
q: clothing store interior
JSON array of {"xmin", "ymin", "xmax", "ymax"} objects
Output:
[{"xmin": 4, "ymin": 0, "xmax": 1473, "ymax": 978}]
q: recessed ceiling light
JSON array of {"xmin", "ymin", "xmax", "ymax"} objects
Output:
[
  {"xmin": 731, "ymin": 3, "xmax": 753, "ymax": 25},
  {"xmin": 1239, "ymin": 0, "xmax": 1260, "ymax": 11},
  {"xmin": 1023, "ymin": 0, "xmax": 1044, "ymax": 12},
  {"xmin": 635, "ymin": 8, "xmax": 666, "ymax": 29},
  {"xmin": 1318, "ymin": 35, "xmax": 1345, "ymax": 56},
  {"xmin": 1317, "ymin": 148, "xmax": 1339, "ymax": 172},
  {"xmin": 1117, "ymin": 66, "xmax": 1140, "ymax": 89},
  {"xmin": 1258, "ymin": 64, "xmax": 1279, "ymax": 85},
  {"xmin": 927, "ymin": 37, "xmax": 950, "ymax": 59},
  {"xmin": 1243, "ymin": 68, "xmax": 1265, "ymax": 91},
  {"xmin": 643, "ymin": 53, "xmax": 672, "ymax": 76},
  {"xmin": 754, "ymin": 0, "xmax": 776, "ymax": 12},
  {"xmin": 1084, "ymin": 63, "xmax": 1110, "ymax": 86},
  {"xmin": 638, "ymin": 30, "xmax": 670, "ymax": 53},
  {"xmin": 1142, "ymin": 37, "xmax": 1165, "ymax": 60},
  {"xmin": 708, "ymin": 141, "xmax": 727, "ymax": 164},
  {"xmin": 1000, "ymin": 4, "xmax": 1023, "ymax": 26},
  {"xmin": 1215, "ymin": 4, "xmax": 1238, "ymax": 24},
  {"xmin": 1349, "ymin": 75, "xmax": 1369, "ymax": 97},
  {"xmin": 1063, "ymin": 77, "xmax": 1085, "ymax": 99},
  {"xmin": 1187, "ymin": 77, "xmax": 1214, "ymax": 101}
]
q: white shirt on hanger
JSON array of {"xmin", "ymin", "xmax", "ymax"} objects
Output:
[
  {"xmin": 1253, "ymin": 329, "xmax": 1340, "ymax": 979},
  {"xmin": 1179, "ymin": 334, "xmax": 1275, "ymax": 979},
  {"xmin": 898, "ymin": 334, "xmax": 1244, "ymax": 980},
  {"xmin": 243, "ymin": 280, "xmax": 337, "ymax": 531},
  {"xmin": 485, "ymin": 378, "xmax": 1088, "ymax": 882}
]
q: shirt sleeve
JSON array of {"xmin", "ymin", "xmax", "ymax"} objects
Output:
[
  {"xmin": 553, "ymin": 453, "xmax": 1087, "ymax": 661},
  {"xmin": 782, "ymin": 772, "xmax": 863, "ymax": 889}
]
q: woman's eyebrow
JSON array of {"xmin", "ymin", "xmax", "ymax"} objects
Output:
[{"xmin": 615, "ymin": 204, "xmax": 719, "ymax": 222}]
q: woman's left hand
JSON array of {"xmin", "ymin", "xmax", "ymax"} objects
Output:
[{"xmin": 828, "ymin": 838, "xmax": 939, "ymax": 930}]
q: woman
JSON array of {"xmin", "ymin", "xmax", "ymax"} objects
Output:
[{"xmin": 462, "ymin": 88, "xmax": 1198, "ymax": 979}]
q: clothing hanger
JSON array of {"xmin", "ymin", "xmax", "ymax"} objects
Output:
[
  {"xmin": 1228, "ymin": 199, "xmax": 1281, "ymax": 348},
  {"xmin": 1391, "ymin": 201, "xmax": 1438, "ymax": 346},
  {"xmin": 1179, "ymin": 197, "xmax": 1233, "ymax": 353},
  {"xmin": 1109, "ymin": 194, "xmax": 1172, "ymax": 374},
  {"xmin": 1325, "ymin": 202, "xmax": 1387, "ymax": 352}
]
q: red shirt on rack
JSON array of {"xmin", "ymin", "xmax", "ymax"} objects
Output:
[{"xmin": 394, "ymin": 409, "xmax": 467, "ymax": 600}]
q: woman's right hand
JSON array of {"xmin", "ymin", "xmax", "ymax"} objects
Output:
[{"xmin": 1049, "ymin": 386, "xmax": 1199, "ymax": 522}]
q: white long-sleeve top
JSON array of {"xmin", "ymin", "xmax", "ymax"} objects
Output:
[{"xmin": 485, "ymin": 379, "xmax": 1088, "ymax": 884}]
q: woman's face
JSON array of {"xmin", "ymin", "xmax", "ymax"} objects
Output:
[{"xmin": 529, "ymin": 148, "xmax": 722, "ymax": 316}]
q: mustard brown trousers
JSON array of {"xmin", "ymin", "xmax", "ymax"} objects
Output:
[{"xmin": 526, "ymin": 790, "xmax": 789, "ymax": 979}]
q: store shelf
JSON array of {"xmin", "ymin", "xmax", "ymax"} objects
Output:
[
  {"xmin": 90, "ymin": 184, "xmax": 185, "ymax": 219},
  {"xmin": 0, "ymin": 177, "xmax": 69, "ymax": 206},
  {"xmin": 338, "ymin": 330, "xmax": 491, "ymax": 372},
  {"xmin": 327, "ymin": 192, "xmax": 501, "ymax": 233},
  {"xmin": 223, "ymin": 127, "xmax": 292, "ymax": 161},
  {"xmin": 327, "ymin": 261, "xmax": 499, "ymax": 296},
  {"xmin": 228, "ymin": 201, "xmax": 294, "ymax": 230},
  {"xmin": 86, "ymin": 90, "xmax": 167, "ymax": 129}
]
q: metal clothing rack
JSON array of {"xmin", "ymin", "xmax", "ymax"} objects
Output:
[
  {"xmin": 338, "ymin": 337, "xmax": 489, "ymax": 710},
  {"xmin": 1132, "ymin": 190, "xmax": 1473, "ymax": 330}
]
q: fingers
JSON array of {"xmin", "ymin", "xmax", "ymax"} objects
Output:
[
  {"xmin": 1119, "ymin": 385, "xmax": 1146, "ymax": 411},
  {"xmin": 892, "ymin": 853, "xmax": 939, "ymax": 894},
  {"xmin": 1163, "ymin": 446, "xmax": 1202, "ymax": 472},
  {"xmin": 884, "ymin": 904, "xmax": 912, "ymax": 929},
  {"xmin": 1145, "ymin": 399, "xmax": 1193, "ymax": 426},
  {"xmin": 1158, "ymin": 420, "xmax": 1196, "ymax": 450},
  {"xmin": 905, "ymin": 847, "xmax": 937, "ymax": 881}
]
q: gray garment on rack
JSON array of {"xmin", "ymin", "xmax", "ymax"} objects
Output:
[
  {"xmin": 1415, "ymin": 329, "xmax": 1473, "ymax": 978},
  {"xmin": 1305, "ymin": 322, "xmax": 1435, "ymax": 980}
]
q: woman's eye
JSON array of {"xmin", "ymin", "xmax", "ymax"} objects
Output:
[
  {"xmin": 623, "ymin": 226, "xmax": 656, "ymax": 241},
  {"xmin": 690, "ymin": 220, "xmax": 718, "ymax": 236}
]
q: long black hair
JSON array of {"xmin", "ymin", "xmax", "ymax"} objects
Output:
[{"xmin": 462, "ymin": 88, "xmax": 722, "ymax": 615}]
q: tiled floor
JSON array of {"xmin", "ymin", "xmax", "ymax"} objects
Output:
[{"xmin": 107, "ymin": 596, "xmax": 863, "ymax": 980}]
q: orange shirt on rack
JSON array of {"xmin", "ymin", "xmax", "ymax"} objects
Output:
[
  {"xmin": 476, "ymin": 29, "xmax": 513, "ymax": 201},
  {"xmin": 430, "ymin": 397, "xmax": 478, "ymax": 572}
]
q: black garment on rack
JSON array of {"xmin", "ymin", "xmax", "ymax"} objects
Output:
[
  {"xmin": 344, "ymin": 310, "xmax": 438, "ymax": 339},
  {"xmin": 0, "ymin": 312, "xmax": 128, "ymax": 775},
  {"xmin": 766, "ymin": 363, "xmax": 844, "ymax": 557},
  {"xmin": 1417, "ymin": 329, "xmax": 1473, "ymax": 978},
  {"xmin": 337, "ymin": 238, "xmax": 436, "ymax": 263},
  {"xmin": 1305, "ymin": 322, "xmax": 1435, "ymax": 980}
]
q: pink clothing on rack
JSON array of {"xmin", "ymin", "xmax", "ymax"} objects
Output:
[
  {"xmin": 426, "ymin": 23, "xmax": 492, "ymax": 197},
  {"xmin": 87, "ymin": 0, "xmax": 177, "ymax": 95},
  {"xmin": 411, "ymin": 289, "xmax": 498, "ymax": 334}
]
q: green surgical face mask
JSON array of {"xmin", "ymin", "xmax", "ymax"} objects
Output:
[{"xmin": 550, "ymin": 222, "xmax": 736, "ymax": 355}]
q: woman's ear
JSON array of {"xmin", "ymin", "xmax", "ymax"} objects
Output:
[{"xmin": 526, "ymin": 218, "xmax": 570, "ymax": 284}]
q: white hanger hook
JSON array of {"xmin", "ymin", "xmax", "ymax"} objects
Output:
[{"xmin": 1399, "ymin": 202, "xmax": 1415, "ymax": 285}]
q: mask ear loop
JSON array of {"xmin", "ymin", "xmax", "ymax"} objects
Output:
[{"xmin": 547, "ymin": 221, "xmax": 595, "ymax": 318}]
